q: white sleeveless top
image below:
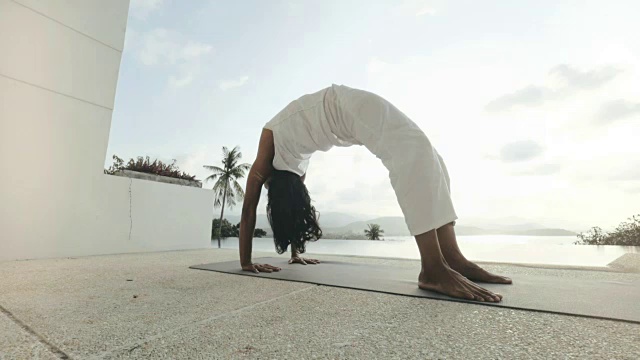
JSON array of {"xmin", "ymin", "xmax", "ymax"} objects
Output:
[
  {"xmin": 263, "ymin": 84, "xmax": 362, "ymax": 176},
  {"xmin": 265, "ymin": 84, "xmax": 459, "ymax": 237}
]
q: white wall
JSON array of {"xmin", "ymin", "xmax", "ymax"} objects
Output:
[{"xmin": 0, "ymin": 0, "xmax": 213, "ymax": 261}]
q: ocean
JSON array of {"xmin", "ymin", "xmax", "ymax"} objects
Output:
[{"xmin": 217, "ymin": 235, "xmax": 640, "ymax": 267}]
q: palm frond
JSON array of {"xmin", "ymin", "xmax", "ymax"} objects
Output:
[
  {"xmin": 231, "ymin": 163, "xmax": 252, "ymax": 177},
  {"xmin": 224, "ymin": 186, "xmax": 237, "ymax": 208},
  {"xmin": 238, "ymin": 163, "xmax": 251, "ymax": 170},
  {"xmin": 203, "ymin": 165, "xmax": 225, "ymax": 173},
  {"xmin": 226, "ymin": 197, "xmax": 237, "ymax": 209},
  {"xmin": 212, "ymin": 177, "xmax": 228, "ymax": 193},
  {"xmin": 226, "ymin": 157, "xmax": 238, "ymax": 170},
  {"xmin": 225, "ymin": 146, "xmax": 243, "ymax": 168},
  {"xmin": 203, "ymin": 165, "xmax": 225, "ymax": 184},
  {"xmin": 207, "ymin": 145, "xmax": 250, "ymax": 211},
  {"xmin": 231, "ymin": 146, "xmax": 243, "ymax": 160},
  {"xmin": 213, "ymin": 195, "xmax": 223, "ymax": 208},
  {"xmin": 205, "ymin": 174, "xmax": 219, "ymax": 183},
  {"xmin": 232, "ymin": 180, "xmax": 245, "ymax": 201}
]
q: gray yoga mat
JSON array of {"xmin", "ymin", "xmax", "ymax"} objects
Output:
[{"xmin": 190, "ymin": 257, "xmax": 640, "ymax": 324}]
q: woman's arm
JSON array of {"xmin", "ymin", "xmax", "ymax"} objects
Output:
[
  {"xmin": 239, "ymin": 174, "xmax": 262, "ymax": 268},
  {"xmin": 239, "ymin": 129, "xmax": 281, "ymax": 272},
  {"xmin": 288, "ymin": 242, "xmax": 321, "ymax": 265}
]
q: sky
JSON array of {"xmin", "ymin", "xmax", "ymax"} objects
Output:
[{"xmin": 107, "ymin": 0, "xmax": 640, "ymax": 231}]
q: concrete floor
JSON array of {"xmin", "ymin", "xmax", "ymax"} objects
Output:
[{"xmin": 1, "ymin": 249, "xmax": 639, "ymax": 359}]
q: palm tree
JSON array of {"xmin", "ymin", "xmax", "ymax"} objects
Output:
[
  {"xmin": 364, "ymin": 224, "xmax": 384, "ymax": 240},
  {"xmin": 204, "ymin": 146, "xmax": 251, "ymax": 248}
]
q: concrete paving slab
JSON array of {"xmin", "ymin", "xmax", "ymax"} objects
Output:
[
  {"xmin": 305, "ymin": 252, "xmax": 640, "ymax": 281},
  {"xmin": 0, "ymin": 309, "xmax": 58, "ymax": 360},
  {"xmin": 1, "ymin": 249, "xmax": 639, "ymax": 359},
  {"xmin": 0, "ymin": 249, "xmax": 311, "ymax": 359},
  {"xmin": 103, "ymin": 285, "xmax": 640, "ymax": 360},
  {"xmin": 609, "ymin": 253, "xmax": 640, "ymax": 272}
]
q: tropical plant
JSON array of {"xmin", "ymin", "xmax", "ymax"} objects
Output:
[
  {"xmin": 104, "ymin": 155, "xmax": 196, "ymax": 181},
  {"xmin": 232, "ymin": 222, "xmax": 267, "ymax": 238},
  {"xmin": 575, "ymin": 214, "xmax": 640, "ymax": 246},
  {"xmin": 211, "ymin": 219, "xmax": 266, "ymax": 239},
  {"xmin": 212, "ymin": 218, "xmax": 235, "ymax": 239},
  {"xmin": 364, "ymin": 223, "xmax": 384, "ymax": 240},
  {"xmin": 204, "ymin": 146, "xmax": 251, "ymax": 247},
  {"xmin": 254, "ymin": 228, "xmax": 267, "ymax": 238}
]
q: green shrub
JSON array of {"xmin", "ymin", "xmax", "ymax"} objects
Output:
[
  {"xmin": 211, "ymin": 219, "xmax": 267, "ymax": 239},
  {"xmin": 575, "ymin": 214, "xmax": 640, "ymax": 246},
  {"xmin": 105, "ymin": 155, "xmax": 196, "ymax": 181}
]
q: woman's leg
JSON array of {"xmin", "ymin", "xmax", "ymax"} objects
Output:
[
  {"xmin": 415, "ymin": 230, "xmax": 502, "ymax": 302},
  {"xmin": 436, "ymin": 223, "xmax": 512, "ymax": 284},
  {"xmin": 431, "ymin": 151, "xmax": 512, "ymax": 283},
  {"xmin": 337, "ymin": 88, "xmax": 506, "ymax": 298}
]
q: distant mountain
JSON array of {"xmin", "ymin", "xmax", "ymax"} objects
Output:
[
  {"xmin": 455, "ymin": 226, "xmax": 494, "ymax": 236},
  {"xmin": 323, "ymin": 217, "xmax": 412, "ymax": 236},
  {"xmin": 508, "ymin": 228, "xmax": 577, "ymax": 236},
  {"xmin": 223, "ymin": 212, "xmax": 368, "ymax": 233},
  {"xmin": 221, "ymin": 214, "xmax": 576, "ymax": 237},
  {"xmin": 461, "ymin": 216, "xmax": 586, "ymax": 233},
  {"xmin": 323, "ymin": 216, "xmax": 576, "ymax": 237},
  {"xmin": 462, "ymin": 217, "xmax": 545, "ymax": 231},
  {"xmin": 316, "ymin": 212, "xmax": 368, "ymax": 228}
]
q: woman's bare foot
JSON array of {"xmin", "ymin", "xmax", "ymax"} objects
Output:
[
  {"xmin": 418, "ymin": 265, "xmax": 502, "ymax": 302},
  {"xmin": 288, "ymin": 256, "xmax": 320, "ymax": 265},
  {"xmin": 435, "ymin": 223, "xmax": 512, "ymax": 284},
  {"xmin": 447, "ymin": 260, "xmax": 512, "ymax": 284}
]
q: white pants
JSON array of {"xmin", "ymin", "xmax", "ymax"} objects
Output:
[{"xmin": 333, "ymin": 85, "xmax": 458, "ymax": 235}]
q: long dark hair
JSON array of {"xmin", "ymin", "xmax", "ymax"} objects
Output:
[{"xmin": 267, "ymin": 170, "xmax": 322, "ymax": 254}]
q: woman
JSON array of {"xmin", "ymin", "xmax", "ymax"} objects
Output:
[{"xmin": 239, "ymin": 84, "xmax": 511, "ymax": 303}]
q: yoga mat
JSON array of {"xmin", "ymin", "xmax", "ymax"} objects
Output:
[{"xmin": 190, "ymin": 257, "xmax": 640, "ymax": 324}]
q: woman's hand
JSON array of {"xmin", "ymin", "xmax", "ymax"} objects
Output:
[
  {"xmin": 288, "ymin": 257, "xmax": 321, "ymax": 265},
  {"xmin": 241, "ymin": 263, "xmax": 282, "ymax": 273}
]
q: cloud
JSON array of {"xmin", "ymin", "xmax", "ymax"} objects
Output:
[
  {"xmin": 624, "ymin": 185, "xmax": 640, "ymax": 194},
  {"xmin": 609, "ymin": 164, "xmax": 640, "ymax": 181},
  {"xmin": 181, "ymin": 42, "xmax": 213, "ymax": 60},
  {"xmin": 549, "ymin": 64, "xmax": 623, "ymax": 90},
  {"xmin": 286, "ymin": 1, "xmax": 304, "ymax": 16},
  {"xmin": 514, "ymin": 163, "xmax": 562, "ymax": 176},
  {"xmin": 219, "ymin": 76, "xmax": 250, "ymax": 91},
  {"xmin": 485, "ymin": 64, "xmax": 623, "ymax": 112},
  {"xmin": 416, "ymin": 6, "xmax": 437, "ymax": 16},
  {"xmin": 485, "ymin": 85, "xmax": 548, "ymax": 112},
  {"xmin": 605, "ymin": 163, "xmax": 640, "ymax": 194},
  {"xmin": 596, "ymin": 99, "xmax": 640, "ymax": 124},
  {"xmin": 136, "ymin": 29, "xmax": 213, "ymax": 66},
  {"xmin": 334, "ymin": 181, "xmax": 372, "ymax": 203},
  {"xmin": 393, "ymin": 0, "xmax": 438, "ymax": 17},
  {"xmin": 168, "ymin": 73, "xmax": 194, "ymax": 88},
  {"xmin": 136, "ymin": 29, "xmax": 171, "ymax": 65},
  {"xmin": 300, "ymin": 148, "xmax": 402, "ymax": 217},
  {"xmin": 367, "ymin": 57, "xmax": 391, "ymax": 74},
  {"xmin": 129, "ymin": 0, "xmax": 165, "ymax": 20},
  {"xmin": 174, "ymin": 151, "xmax": 206, "ymax": 180},
  {"xmin": 566, "ymin": 154, "xmax": 640, "ymax": 188},
  {"xmin": 498, "ymin": 140, "xmax": 544, "ymax": 163},
  {"xmin": 133, "ymin": 28, "xmax": 213, "ymax": 88}
]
